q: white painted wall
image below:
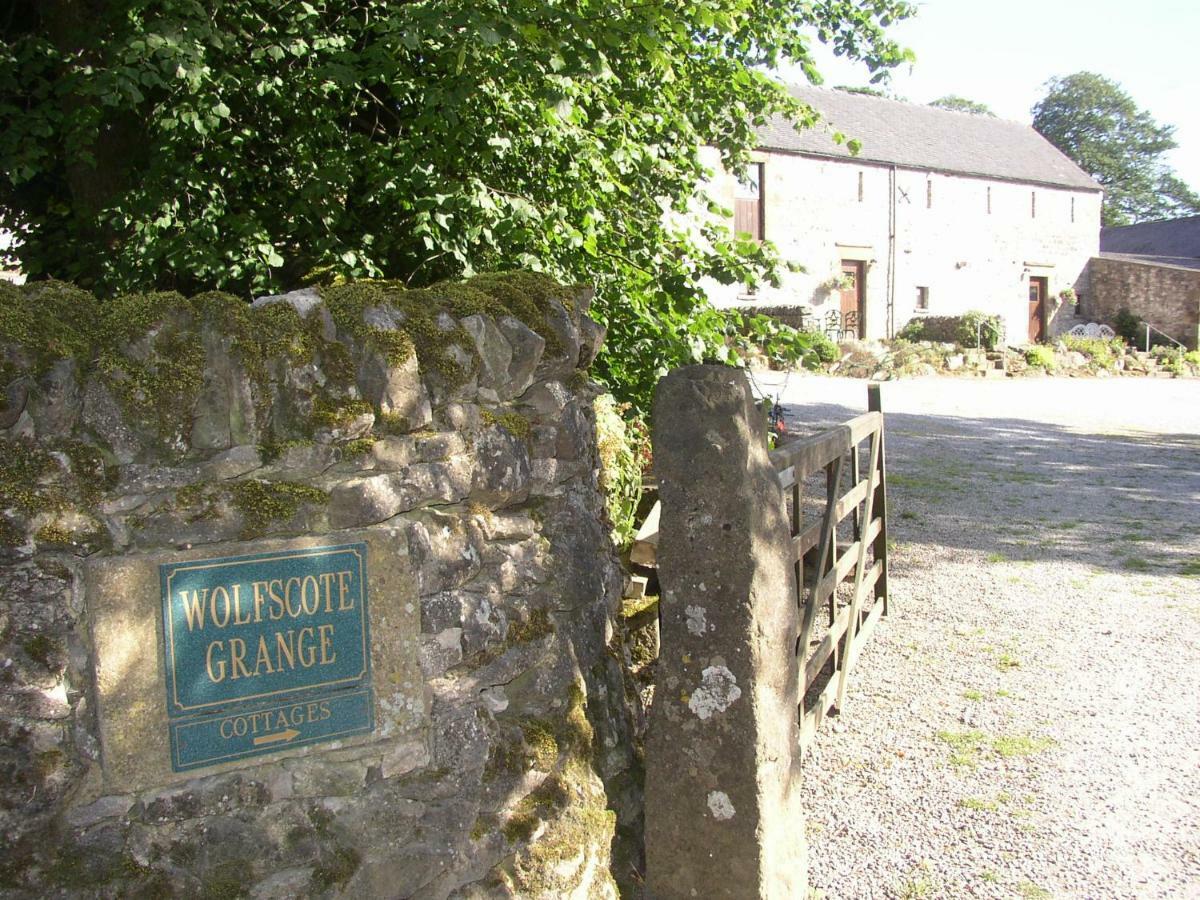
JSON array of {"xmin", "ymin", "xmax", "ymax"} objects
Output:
[{"xmin": 700, "ymin": 147, "xmax": 1101, "ymax": 344}]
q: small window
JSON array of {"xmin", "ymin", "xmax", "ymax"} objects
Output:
[
  {"xmin": 1031, "ymin": 191, "xmax": 1037, "ymax": 218},
  {"xmin": 734, "ymin": 163, "xmax": 763, "ymax": 242},
  {"xmin": 1071, "ymin": 196, "xmax": 1075, "ymax": 223},
  {"xmin": 858, "ymin": 171, "xmax": 864, "ymax": 203},
  {"xmin": 986, "ymin": 186, "xmax": 992, "ymax": 215},
  {"xmin": 926, "ymin": 180, "xmax": 933, "ymax": 209},
  {"xmin": 916, "ymin": 286, "xmax": 930, "ymax": 311}
]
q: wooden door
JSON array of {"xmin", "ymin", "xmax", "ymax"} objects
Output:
[
  {"xmin": 839, "ymin": 260, "xmax": 865, "ymax": 338},
  {"xmin": 1028, "ymin": 276, "xmax": 1047, "ymax": 342}
]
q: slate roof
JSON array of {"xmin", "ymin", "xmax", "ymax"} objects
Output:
[
  {"xmin": 1097, "ymin": 252, "xmax": 1200, "ymax": 272},
  {"xmin": 1100, "ymin": 215, "xmax": 1200, "ymax": 261},
  {"xmin": 756, "ymin": 84, "xmax": 1101, "ymax": 192}
]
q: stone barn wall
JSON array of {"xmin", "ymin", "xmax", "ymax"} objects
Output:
[
  {"xmin": 1082, "ymin": 256, "xmax": 1200, "ymax": 349},
  {"xmin": 0, "ymin": 274, "xmax": 640, "ymax": 897}
]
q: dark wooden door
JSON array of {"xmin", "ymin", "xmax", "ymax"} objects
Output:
[
  {"xmin": 1028, "ymin": 276, "xmax": 1047, "ymax": 342},
  {"xmin": 839, "ymin": 260, "xmax": 865, "ymax": 338}
]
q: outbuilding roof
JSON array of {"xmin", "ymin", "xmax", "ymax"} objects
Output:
[
  {"xmin": 756, "ymin": 84, "xmax": 1101, "ymax": 193},
  {"xmin": 1100, "ymin": 215, "xmax": 1200, "ymax": 261}
]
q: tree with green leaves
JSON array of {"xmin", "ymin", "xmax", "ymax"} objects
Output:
[
  {"xmin": 1032, "ymin": 72, "xmax": 1200, "ymax": 226},
  {"xmin": 928, "ymin": 95, "xmax": 993, "ymax": 116},
  {"xmin": 0, "ymin": 0, "xmax": 915, "ymax": 412}
]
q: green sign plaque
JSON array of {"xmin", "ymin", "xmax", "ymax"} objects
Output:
[{"xmin": 160, "ymin": 543, "xmax": 373, "ymax": 770}]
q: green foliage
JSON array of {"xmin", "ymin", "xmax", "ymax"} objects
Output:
[
  {"xmin": 929, "ymin": 95, "xmax": 994, "ymax": 116},
  {"xmin": 732, "ymin": 312, "xmax": 836, "ymax": 369},
  {"xmin": 1032, "ymin": 72, "xmax": 1200, "ymax": 225},
  {"xmin": 593, "ymin": 394, "xmax": 649, "ymax": 549},
  {"xmin": 0, "ymin": 0, "xmax": 916, "ymax": 418},
  {"xmin": 1024, "ymin": 345, "xmax": 1056, "ymax": 371}
]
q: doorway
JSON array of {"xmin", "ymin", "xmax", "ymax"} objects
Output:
[
  {"xmin": 839, "ymin": 260, "xmax": 865, "ymax": 339},
  {"xmin": 1028, "ymin": 276, "xmax": 1048, "ymax": 342}
]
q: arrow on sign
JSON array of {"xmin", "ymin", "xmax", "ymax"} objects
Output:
[{"xmin": 253, "ymin": 728, "xmax": 301, "ymax": 747}]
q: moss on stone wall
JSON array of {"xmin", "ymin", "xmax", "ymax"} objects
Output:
[
  {"xmin": 507, "ymin": 607, "xmax": 555, "ymax": 644},
  {"xmin": 0, "ymin": 280, "xmax": 98, "ymax": 375},
  {"xmin": 228, "ymin": 480, "xmax": 328, "ymax": 539},
  {"xmin": 481, "ymin": 409, "xmax": 532, "ymax": 446}
]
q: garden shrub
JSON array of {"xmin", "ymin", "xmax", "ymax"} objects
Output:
[
  {"xmin": 895, "ymin": 312, "xmax": 1004, "ymax": 350},
  {"xmin": 958, "ymin": 311, "xmax": 1005, "ymax": 351},
  {"xmin": 1112, "ymin": 308, "xmax": 1143, "ymax": 346},
  {"xmin": 1062, "ymin": 335, "xmax": 1123, "ymax": 370},
  {"xmin": 800, "ymin": 329, "xmax": 840, "ymax": 364},
  {"xmin": 1150, "ymin": 345, "xmax": 1185, "ymax": 376},
  {"xmin": 1024, "ymin": 345, "xmax": 1057, "ymax": 371}
]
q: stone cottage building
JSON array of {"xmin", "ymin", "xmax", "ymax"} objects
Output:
[{"xmin": 703, "ymin": 84, "xmax": 1102, "ymax": 344}]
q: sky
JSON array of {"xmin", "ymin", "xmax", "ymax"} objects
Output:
[{"xmin": 792, "ymin": 0, "xmax": 1200, "ymax": 193}]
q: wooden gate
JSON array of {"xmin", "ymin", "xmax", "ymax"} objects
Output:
[{"xmin": 770, "ymin": 385, "xmax": 889, "ymax": 750}]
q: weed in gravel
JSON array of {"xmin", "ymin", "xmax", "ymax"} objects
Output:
[
  {"xmin": 1058, "ymin": 520, "xmax": 1081, "ymax": 529},
  {"xmin": 962, "ymin": 689, "xmax": 984, "ymax": 701},
  {"xmin": 994, "ymin": 689, "xmax": 1013, "ymax": 698},
  {"xmin": 1017, "ymin": 881, "xmax": 1052, "ymax": 899},
  {"xmin": 992, "ymin": 734, "xmax": 1055, "ymax": 758},
  {"xmin": 939, "ymin": 731, "xmax": 1053, "ymax": 766},
  {"xmin": 938, "ymin": 730, "xmax": 987, "ymax": 767},
  {"xmin": 896, "ymin": 876, "xmax": 938, "ymax": 899},
  {"xmin": 1122, "ymin": 556, "xmax": 1152, "ymax": 572},
  {"xmin": 1180, "ymin": 560, "xmax": 1200, "ymax": 576},
  {"xmin": 997, "ymin": 652, "xmax": 1021, "ymax": 671},
  {"xmin": 986, "ymin": 552, "xmax": 1008, "ymax": 563},
  {"xmin": 980, "ymin": 870, "xmax": 999, "ymax": 883},
  {"xmin": 959, "ymin": 796, "xmax": 999, "ymax": 811}
]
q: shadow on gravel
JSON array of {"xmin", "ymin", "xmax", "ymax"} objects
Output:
[{"xmin": 781, "ymin": 400, "xmax": 1200, "ymax": 578}]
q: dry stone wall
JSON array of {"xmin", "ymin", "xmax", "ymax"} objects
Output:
[
  {"xmin": 0, "ymin": 273, "xmax": 639, "ymax": 898},
  {"xmin": 1082, "ymin": 256, "xmax": 1200, "ymax": 349}
]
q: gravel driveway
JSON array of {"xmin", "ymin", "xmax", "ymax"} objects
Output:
[{"xmin": 755, "ymin": 373, "xmax": 1200, "ymax": 899}]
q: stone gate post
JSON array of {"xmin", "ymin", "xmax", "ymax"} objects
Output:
[{"xmin": 644, "ymin": 365, "xmax": 804, "ymax": 898}]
